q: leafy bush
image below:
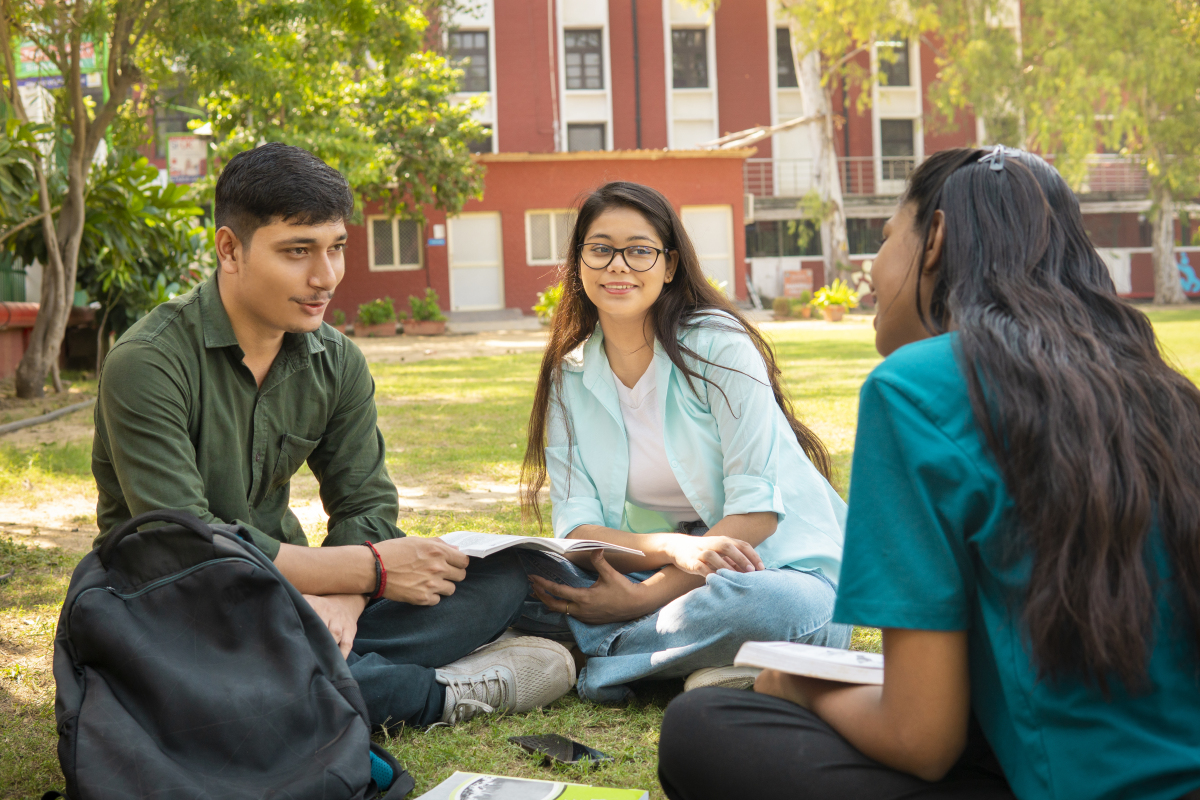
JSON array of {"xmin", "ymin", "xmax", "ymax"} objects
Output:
[
  {"xmin": 408, "ymin": 288, "xmax": 447, "ymax": 321},
  {"xmin": 706, "ymin": 275, "xmax": 729, "ymax": 295},
  {"xmin": 331, "ymin": 308, "xmax": 346, "ymax": 326},
  {"xmin": 812, "ymin": 279, "xmax": 859, "ymax": 309},
  {"xmin": 357, "ymin": 297, "xmax": 397, "ymax": 326},
  {"xmin": 771, "ymin": 296, "xmax": 792, "ymax": 317},
  {"xmin": 534, "ymin": 282, "xmax": 563, "ymax": 321}
]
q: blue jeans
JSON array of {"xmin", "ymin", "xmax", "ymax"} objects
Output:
[
  {"xmin": 347, "ymin": 550, "xmax": 529, "ymax": 728},
  {"xmin": 517, "ymin": 550, "xmax": 851, "ymax": 703}
]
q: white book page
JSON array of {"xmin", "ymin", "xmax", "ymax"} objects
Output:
[
  {"xmin": 438, "ymin": 531, "xmax": 643, "ymax": 558},
  {"xmin": 735, "ymin": 641, "xmax": 884, "ymax": 685}
]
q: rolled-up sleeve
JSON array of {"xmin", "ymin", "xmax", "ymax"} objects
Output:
[
  {"xmin": 546, "ymin": 388, "xmax": 606, "ymax": 537},
  {"xmin": 696, "ymin": 327, "xmax": 787, "ymax": 521}
]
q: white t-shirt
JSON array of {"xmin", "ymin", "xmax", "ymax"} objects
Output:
[{"xmin": 614, "ymin": 366, "xmax": 701, "ymax": 526}]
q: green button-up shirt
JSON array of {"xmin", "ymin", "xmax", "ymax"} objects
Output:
[{"xmin": 92, "ymin": 277, "xmax": 403, "ymax": 559}]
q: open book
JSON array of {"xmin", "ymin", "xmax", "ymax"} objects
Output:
[
  {"xmin": 414, "ymin": 771, "xmax": 648, "ymax": 800},
  {"xmin": 734, "ymin": 641, "xmax": 884, "ymax": 685},
  {"xmin": 439, "ymin": 530, "xmax": 644, "ymax": 559}
]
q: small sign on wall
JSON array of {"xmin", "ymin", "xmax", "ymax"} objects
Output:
[
  {"xmin": 783, "ymin": 268, "xmax": 814, "ymax": 297},
  {"xmin": 168, "ymin": 136, "xmax": 206, "ymax": 184}
]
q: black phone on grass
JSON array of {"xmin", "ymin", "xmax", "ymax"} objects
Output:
[{"xmin": 508, "ymin": 734, "xmax": 613, "ymax": 765}]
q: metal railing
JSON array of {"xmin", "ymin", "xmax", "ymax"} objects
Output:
[{"xmin": 744, "ymin": 154, "xmax": 1153, "ymax": 198}]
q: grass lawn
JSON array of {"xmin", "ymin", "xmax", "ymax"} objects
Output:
[{"xmin": 0, "ymin": 306, "xmax": 1196, "ymax": 798}]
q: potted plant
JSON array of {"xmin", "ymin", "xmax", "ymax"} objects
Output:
[
  {"xmin": 812, "ymin": 279, "xmax": 859, "ymax": 322},
  {"xmin": 356, "ymin": 297, "xmax": 398, "ymax": 337},
  {"xmin": 791, "ymin": 290, "xmax": 814, "ymax": 319},
  {"xmin": 533, "ymin": 282, "xmax": 563, "ymax": 325},
  {"xmin": 330, "ymin": 308, "xmax": 348, "ymax": 334},
  {"xmin": 771, "ymin": 296, "xmax": 792, "ymax": 319},
  {"xmin": 404, "ymin": 288, "xmax": 447, "ymax": 335}
]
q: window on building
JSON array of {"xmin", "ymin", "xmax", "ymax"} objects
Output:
[
  {"xmin": 567, "ymin": 123, "xmax": 605, "ymax": 152},
  {"xmin": 527, "ymin": 210, "xmax": 577, "ymax": 264},
  {"xmin": 468, "ymin": 131, "xmax": 493, "ymax": 154},
  {"xmin": 877, "ymin": 40, "xmax": 910, "ymax": 87},
  {"xmin": 450, "ymin": 30, "xmax": 490, "ymax": 93},
  {"xmin": 370, "ymin": 217, "xmax": 423, "ymax": 270},
  {"xmin": 564, "ymin": 29, "xmax": 604, "ymax": 90},
  {"xmin": 848, "ymin": 218, "xmax": 886, "ymax": 255},
  {"xmin": 880, "ymin": 119, "xmax": 916, "ymax": 180},
  {"xmin": 776, "ymin": 28, "xmax": 798, "ymax": 88},
  {"xmin": 672, "ymin": 29, "xmax": 708, "ymax": 88},
  {"xmin": 745, "ymin": 221, "xmax": 822, "ymax": 257}
]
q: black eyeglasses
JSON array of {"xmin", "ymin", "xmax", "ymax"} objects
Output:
[{"xmin": 579, "ymin": 243, "xmax": 671, "ymax": 272}]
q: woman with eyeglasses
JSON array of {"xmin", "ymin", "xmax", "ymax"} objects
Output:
[
  {"xmin": 657, "ymin": 149, "xmax": 1200, "ymax": 800},
  {"xmin": 517, "ymin": 181, "xmax": 849, "ymax": 704}
]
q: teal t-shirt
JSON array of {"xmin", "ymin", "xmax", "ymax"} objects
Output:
[{"xmin": 833, "ymin": 333, "xmax": 1200, "ymax": 800}]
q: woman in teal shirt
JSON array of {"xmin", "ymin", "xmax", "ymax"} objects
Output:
[
  {"xmin": 519, "ymin": 182, "xmax": 848, "ymax": 703},
  {"xmin": 659, "ymin": 149, "xmax": 1200, "ymax": 800}
]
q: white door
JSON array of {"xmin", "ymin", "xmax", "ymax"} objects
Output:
[
  {"xmin": 681, "ymin": 205, "xmax": 734, "ymax": 292},
  {"xmin": 447, "ymin": 212, "xmax": 504, "ymax": 311}
]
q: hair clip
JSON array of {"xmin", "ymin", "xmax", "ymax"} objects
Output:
[{"xmin": 980, "ymin": 145, "xmax": 1023, "ymax": 171}]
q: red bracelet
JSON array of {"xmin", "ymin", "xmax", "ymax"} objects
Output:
[{"xmin": 362, "ymin": 541, "xmax": 387, "ymax": 600}]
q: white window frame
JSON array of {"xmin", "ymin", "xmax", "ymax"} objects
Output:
[
  {"xmin": 525, "ymin": 209, "xmax": 577, "ymax": 266},
  {"xmin": 367, "ymin": 215, "xmax": 424, "ymax": 271}
]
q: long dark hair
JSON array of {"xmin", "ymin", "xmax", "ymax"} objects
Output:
[
  {"xmin": 521, "ymin": 181, "xmax": 831, "ymax": 524},
  {"xmin": 903, "ymin": 148, "xmax": 1200, "ymax": 689}
]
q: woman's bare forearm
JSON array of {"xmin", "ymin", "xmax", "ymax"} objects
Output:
[
  {"xmin": 564, "ymin": 525, "xmax": 680, "ymax": 572},
  {"xmin": 565, "ymin": 512, "xmax": 777, "ymax": 572}
]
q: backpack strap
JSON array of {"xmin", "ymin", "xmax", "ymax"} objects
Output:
[{"xmin": 98, "ymin": 509, "xmax": 217, "ymax": 569}]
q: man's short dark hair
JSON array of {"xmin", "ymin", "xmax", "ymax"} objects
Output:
[{"xmin": 214, "ymin": 143, "xmax": 355, "ymax": 246}]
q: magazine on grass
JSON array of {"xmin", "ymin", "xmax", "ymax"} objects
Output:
[
  {"xmin": 413, "ymin": 771, "xmax": 648, "ymax": 800},
  {"xmin": 439, "ymin": 530, "xmax": 644, "ymax": 559},
  {"xmin": 734, "ymin": 641, "xmax": 884, "ymax": 685}
]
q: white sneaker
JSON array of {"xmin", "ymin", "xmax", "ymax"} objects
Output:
[
  {"xmin": 683, "ymin": 665, "xmax": 762, "ymax": 692},
  {"xmin": 436, "ymin": 636, "xmax": 576, "ymax": 725}
]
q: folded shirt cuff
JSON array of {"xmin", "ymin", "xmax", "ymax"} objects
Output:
[
  {"xmin": 552, "ymin": 498, "xmax": 606, "ymax": 538},
  {"xmin": 722, "ymin": 474, "xmax": 785, "ymax": 520}
]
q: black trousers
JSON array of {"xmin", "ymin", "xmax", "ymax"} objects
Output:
[{"xmin": 658, "ymin": 688, "xmax": 1016, "ymax": 800}]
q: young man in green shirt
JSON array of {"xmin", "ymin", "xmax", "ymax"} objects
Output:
[{"xmin": 92, "ymin": 143, "xmax": 574, "ymax": 729}]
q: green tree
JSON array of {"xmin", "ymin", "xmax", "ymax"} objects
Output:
[
  {"xmin": 930, "ymin": 0, "xmax": 1200, "ymax": 304},
  {"xmin": 777, "ymin": 0, "xmax": 938, "ymax": 284},
  {"xmin": 0, "ymin": 0, "xmax": 484, "ymax": 397}
]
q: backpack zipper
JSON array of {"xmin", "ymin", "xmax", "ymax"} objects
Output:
[{"xmin": 83, "ymin": 557, "xmax": 260, "ymax": 602}]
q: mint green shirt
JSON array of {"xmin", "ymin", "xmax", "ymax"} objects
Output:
[
  {"xmin": 546, "ymin": 315, "xmax": 845, "ymax": 580},
  {"xmin": 834, "ymin": 333, "xmax": 1200, "ymax": 800}
]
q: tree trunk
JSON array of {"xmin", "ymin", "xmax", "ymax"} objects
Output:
[
  {"xmin": 796, "ymin": 46, "xmax": 850, "ymax": 286},
  {"xmin": 1151, "ymin": 182, "xmax": 1187, "ymax": 305}
]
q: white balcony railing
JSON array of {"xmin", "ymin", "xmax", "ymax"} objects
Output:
[{"xmin": 744, "ymin": 154, "xmax": 1152, "ymax": 199}]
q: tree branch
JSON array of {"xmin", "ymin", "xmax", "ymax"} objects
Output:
[{"xmin": 0, "ymin": 206, "xmax": 62, "ymax": 244}]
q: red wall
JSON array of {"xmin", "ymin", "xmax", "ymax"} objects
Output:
[
  {"xmin": 495, "ymin": 0, "xmax": 558, "ymax": 153},
  {"xmin": 920, "ymin": 38, "xmax": 975, "ymax": 152},
  {"xmin": 714, "ymin": 1, "xmax": 773, "ymax": 158},
  {"xmin": 334, "ymin": 153, "xmax": 751, "ymax": 321},
  {"xmin": 609, "ymin": 0, "xmax": 669, "ymax": 150}
]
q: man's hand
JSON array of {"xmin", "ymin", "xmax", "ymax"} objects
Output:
[
  {"xmin": 529, "ymin": 550, "xmax": 650, "ymax": 624},
  {"xmin": 665, "ymin": 534, "xmax": 764, "ymax": 576},
  {"xmin": 372, "ymin": 537, "xmax": 470, "ymax": 605},
  {"xmin": 303, "ymin": 593, "xmax": 367, "ymax": 658}
]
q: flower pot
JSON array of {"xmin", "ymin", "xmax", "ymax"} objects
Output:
[
  {"xmin": 332, "ymin": 324, "xmax": 347, "ymax": 335},
  {"xmin": 799, "ymin": 306, "xmax": 813, "ymax": 319},
  {"xmin": 359, "ymin": 322, "xmax": 398, "ymax": 337},
  {"xmin": 403, "ymin": 320, "xmax": 447, "ymax": 336},
  {"xmin": 821, "ymin": 305, "xmax": 846, "ymax": 322}
]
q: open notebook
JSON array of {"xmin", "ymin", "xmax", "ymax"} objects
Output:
[
  {"xmin": 414, "ymin": 771, "xmax": 648, "ymax": 800},
  {"xmin": 734, "ymin": 641, "xmax": 884, "ymax": 685},
  {"xmin": 439, "ymin": 530, "xmax": 643, "ymax": 559}
]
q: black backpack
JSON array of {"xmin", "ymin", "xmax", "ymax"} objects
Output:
[{"xmin": 48, "ymin": 509, "xmax": 414, "ymax": 799}]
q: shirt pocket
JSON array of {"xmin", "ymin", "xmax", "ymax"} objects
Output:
[{"xmin": 269, "ymin": 433, "xmax": 322, "ymax": 491}]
